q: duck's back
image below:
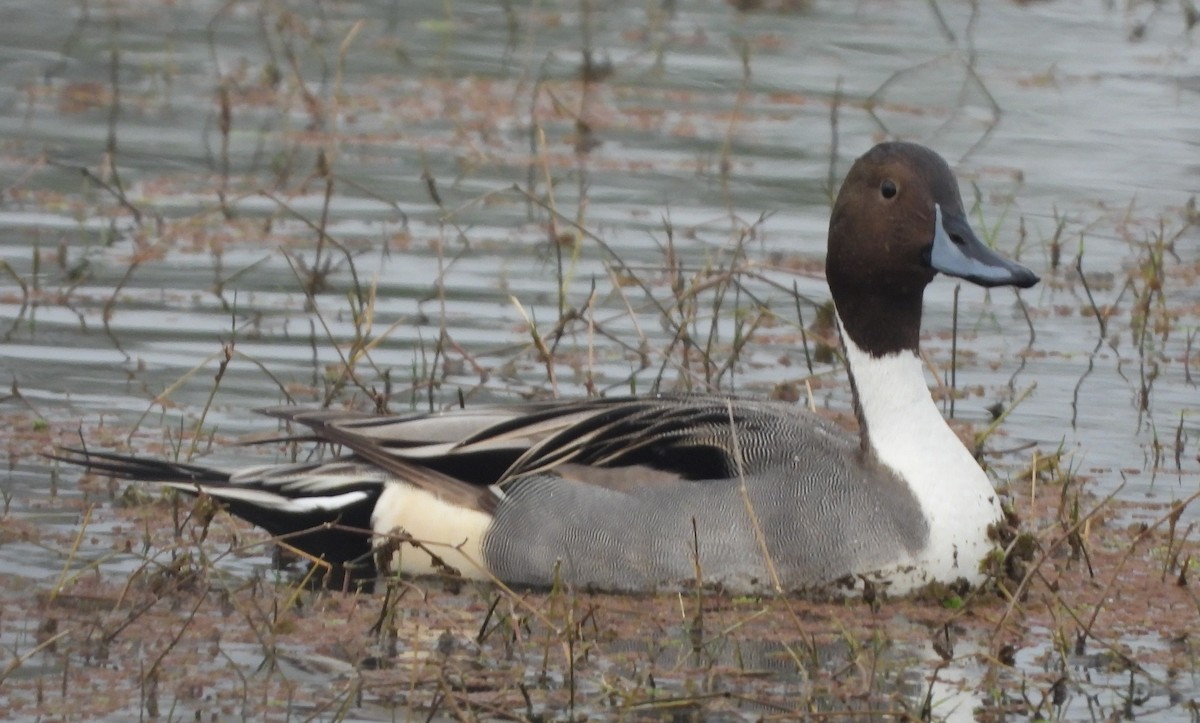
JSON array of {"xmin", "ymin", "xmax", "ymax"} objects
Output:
[{"xmin": 477, "ymin": 397, "xmax": 929, "ymax": 592}]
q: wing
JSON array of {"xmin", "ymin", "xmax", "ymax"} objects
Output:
[{"xmin": 267, "ymin": 394, "xmax": 856, "ymax": 495}]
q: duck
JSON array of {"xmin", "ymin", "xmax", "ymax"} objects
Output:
[{"xmin": 55, "ymin": 142, "xmax": 1039, "ymax": 595}]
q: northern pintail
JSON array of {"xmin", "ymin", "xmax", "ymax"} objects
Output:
[{"xmin": 56, "ymin": 142, "xmax": 1039, "ymax": 594}]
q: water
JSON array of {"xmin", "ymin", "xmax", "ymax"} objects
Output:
[{"xmin": 1, "ymin": 0, "xmax": 1198, "ymax": 719}]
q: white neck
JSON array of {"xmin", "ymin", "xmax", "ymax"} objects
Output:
[{"xmin": 840, "ymin": 321, "xmax": 1001, "ymax": 587}]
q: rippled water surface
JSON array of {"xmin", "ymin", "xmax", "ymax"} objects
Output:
[{"xmin": 1, "ymin": 0, "xmax": 1198, "ymax": 720}]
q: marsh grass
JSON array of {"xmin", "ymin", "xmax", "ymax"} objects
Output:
[
  {"xmin": 2, "ymin": 464, "xmax": 1197, "ymax": 719},
  {"xmin": 2, "ymin": 0, "xmax": 1199, "ymax": 720}
]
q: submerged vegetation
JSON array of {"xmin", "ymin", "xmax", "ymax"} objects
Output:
[{"xmin": 1, "ymin": 0, "xmax": 1198, "ymax": 719}]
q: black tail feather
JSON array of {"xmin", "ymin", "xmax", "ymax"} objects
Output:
[
  {"xmin": 49, "ymin": 446, "xmax": 385, "ymax": 578},
  {"xmin": 46, "ymin": 447, "xmax": 232, "ymax": 485}
]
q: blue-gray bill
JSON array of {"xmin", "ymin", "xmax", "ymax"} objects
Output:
[{"xmin": 928, "ymin": 204, "xmax": 1039, "ymax": 289}]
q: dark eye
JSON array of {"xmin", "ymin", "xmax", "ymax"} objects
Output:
[{"xmin": 880, "ymin": 179, "xmax": 897, "ymax": 199}]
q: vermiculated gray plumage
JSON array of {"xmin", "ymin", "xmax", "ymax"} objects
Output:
[
  {"xmin": 54, "ymin": 396, "xmax": 928, "ymax": 591},
  {"xmin": 474, "ymin": 397, "xmax": 929, "ymax": 591}
]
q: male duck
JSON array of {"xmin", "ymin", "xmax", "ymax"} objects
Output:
[{"xmin": 58, "ymin": 142, "xmax": 1038, "ymax": 594}]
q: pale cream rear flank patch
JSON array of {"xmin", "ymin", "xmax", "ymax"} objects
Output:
[{"xmin": 371, "ymin": 483, "xmax": 491, "ymax": 580}]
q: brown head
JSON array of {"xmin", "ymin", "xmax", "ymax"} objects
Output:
[{"xmin": 825, "ymin": 142, "xmax": 1038, "ymax": 357}]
